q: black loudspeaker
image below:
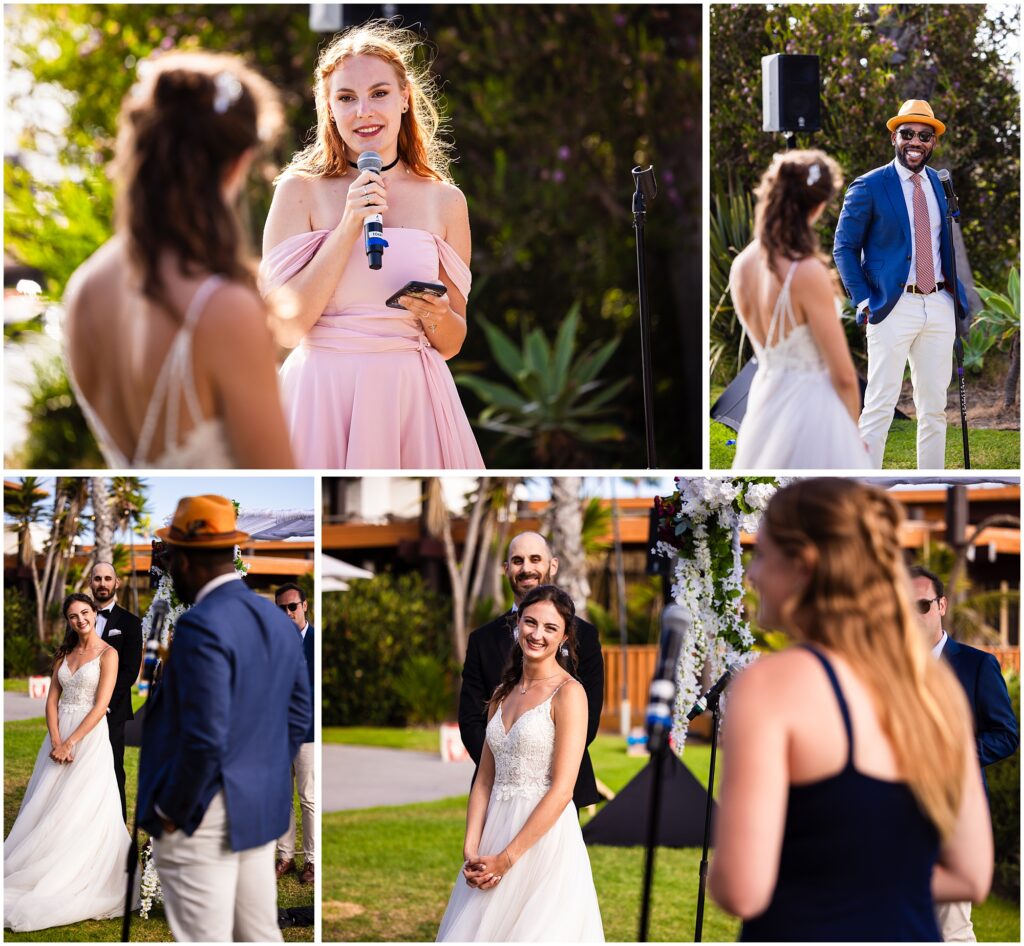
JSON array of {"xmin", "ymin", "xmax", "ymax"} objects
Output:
[
  {"xmin": 762, "ymin": 54, "xmax": 821, "ymax": 133},
  {"xmin": 946, "ymin": 484, "xmax": 969, "ymax": 548}
]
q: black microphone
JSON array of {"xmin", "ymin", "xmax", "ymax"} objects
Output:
[
  {"xmin": 687, "ymin": 663, "xmax": 738, "ymax": 721},
  {"xmin": 357, "ymin": 150, "xmax": 389, "ymax": 269},
  {"xmin": 937, "ymin": 168, "xmax": 959, "ymax": 218},
  {"xmin": 645, "ymin": 604, "xmax": 690, "ymax": 753},
  {"xmin": 142, "ymin": 600, "xmax": 170, "ymax": 685}
]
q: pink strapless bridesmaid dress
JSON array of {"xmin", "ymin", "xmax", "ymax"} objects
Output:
[{"xmin": 260, "ymin": 227, "xmax": 485, "ymax": 469}]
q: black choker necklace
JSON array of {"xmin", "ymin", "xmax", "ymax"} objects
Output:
[{"xmin": 348, "ymin": 156, "xmax": 400, "ymax": 172}]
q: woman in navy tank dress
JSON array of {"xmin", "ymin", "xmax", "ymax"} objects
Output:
[{"xmin": 708, "ymin": 479, "xmax": 993, "ymax": 942}]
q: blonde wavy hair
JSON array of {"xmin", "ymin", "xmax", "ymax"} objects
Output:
[
  {"xmin": 283, "ymin": 20, "xmax": 452, "ymax": 183},
  {"xmin": 763, "ymin": 478, "xmax": 972, "ymax": 841}
]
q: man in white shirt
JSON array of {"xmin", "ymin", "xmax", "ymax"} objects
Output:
[{"xmin": 834, "ymin": 99, "xmax": 969, "ymax": 469}]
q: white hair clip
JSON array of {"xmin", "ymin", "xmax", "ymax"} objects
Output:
[
  {"xmin": 213, "ymin": 72, "xmax": 243, "ymax": 114},
  {"xmin": 807, "ymin": 163, "xmax": 822, "ymax": 187}
]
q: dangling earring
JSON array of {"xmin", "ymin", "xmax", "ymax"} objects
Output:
[{"xmin": 560, "ymin": 639, "xmax": 569, "ymax": 658}]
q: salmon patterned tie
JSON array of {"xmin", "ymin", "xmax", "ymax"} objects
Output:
[{"xmin": 910, "ymin": 174, "xmax": 935, "ymax": 293}]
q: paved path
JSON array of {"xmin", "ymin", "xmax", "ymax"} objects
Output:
[
  {"xmin": 324, "ymin": 744, "xmax": 475, "ymax": 812},
  {"xmin": 5, "ymin": 691, "xmax": 47, "ymax": 722}
]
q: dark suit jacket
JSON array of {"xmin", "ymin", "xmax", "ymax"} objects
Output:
[
  {"xmin": 100, "ymin": 602, "xmax": 143, "ymax": 726},
  {"xmin": 943, "ymin": 636, "xmax": 1019, "ymax": 790},
  {"xmin": 137, "ymin": 579, "xmax": 312, "ymax": 851},
  {"xmin": 459, "ymin": 609, "xmax": 604, "ymax": 807},
  {"xmin": 301, "ymin": 623, "xmax": 315, "ymax": 744}
]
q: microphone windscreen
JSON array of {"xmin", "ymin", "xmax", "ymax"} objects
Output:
[{"xmin": 357, "ymin": 151, "xmax": 383, "ymax": 174}]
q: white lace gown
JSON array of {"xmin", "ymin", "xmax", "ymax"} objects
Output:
[
  {"xmin": 733, "ymin": 260, "xmax": 872, "ymax": 470},
  {"xmin": 436, "ymin": 692, "xmax": 604, "ymax": 942},
  {"xmin": 4, "ymin": 656, "xmax": 139, "ymax": 932}
]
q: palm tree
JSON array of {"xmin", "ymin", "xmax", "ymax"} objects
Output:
[
  {"xmin": 111, "ymin": 477, "xmax": 149, "ymax": 614},
  {"xmin": 31, "ymin": 478, "xmax": 89, "ymax": 641},
  {"xmin": 91, "ymin": 477, "xmax": 115, "ymax": 564},
  {"xmin": 4, "ymin": 477, "xmax": 46, "ymax": 570},
  {"xmin": 545, "ymin": 478, "xmax": 590, "ymax": 614}
]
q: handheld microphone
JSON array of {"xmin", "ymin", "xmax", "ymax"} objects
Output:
[
  {"xmin": 937, "ymin": 168, "xmax": 960, "ymax": 218},
  {"xmin": 357, "ymin": 150, "xmax": 389, "ymax": 270},
  {"xmin": 645, "ymin": 603, "xmax": 690, "ymax": 753},
  {"xmin": 143, "ymin": 600, "xmax": 170, "ymax": 685},
  {"xmin": 687, "ymin": 663, "xmax": 738, "ymax": 721}
]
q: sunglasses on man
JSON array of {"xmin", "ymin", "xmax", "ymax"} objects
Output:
[
  {"xmin": 897, "ymin": 129, "xmax": 935, "ymax": 143},
  {"xmin": 278, "ymin": 601, "xmax": 303, "ymax": 613},
  {"xmin": 915, "ymin": 596, "xmax": 942, "ymax": 615}
]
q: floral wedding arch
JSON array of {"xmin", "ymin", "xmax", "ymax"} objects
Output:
[{"xmin": 653, "ymin": 477, "xmax": 785, "ymax": 752}]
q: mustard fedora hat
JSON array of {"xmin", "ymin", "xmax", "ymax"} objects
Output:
[
  {"xmin": 156, "ymin": 495, "xmax": 250, "ymax": 548},
  {"xmin": 886, "ymin": 99, "xmax": 946, "ymax": 136}
]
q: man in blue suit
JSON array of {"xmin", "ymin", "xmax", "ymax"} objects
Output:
[
  {"xmin": 910, "ymin": 565, "xmax": 1018, "ymax": 941},
  {"xmin": 138, "ymin": 496, "xmax": 312, "ymax": 942},
  {"xmin": 834, "ymin": 100, "xmax": 970, "ymax": 470},
  {"xmin": 274, "ymin": 582, "xmax": 316, "ymax": 886}
]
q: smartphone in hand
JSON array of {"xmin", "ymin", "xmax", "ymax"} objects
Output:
[{"xmin": 386, "ymin": 280, "xmax": 447, "ymax": 310}]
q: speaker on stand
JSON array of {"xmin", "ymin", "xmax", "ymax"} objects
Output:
[{"xmin": 762, "ymin": 54, "xmax": 821, "ymax": 149}]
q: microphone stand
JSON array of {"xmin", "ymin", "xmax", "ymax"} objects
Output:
[
  {"xmin": 632, "ymin": 164, "xmax": 658, "ymax": 469},
  {"xmin": 944, "ymin": 191, "xmax": 971, "ymax": 469},
  {"xmin": 694, "ymin": 689, "xmax": 723, "ymax": 942},
  {"xmin": 638, "ymin": 726, "xmax": 668, "ymax": 941}
]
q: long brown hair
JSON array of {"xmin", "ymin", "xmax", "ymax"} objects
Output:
[
  {"xmin": 52, "ymin": 593, "xmax": 97, "ymax": 670},
  {"xmin": 283, "ymin": 20, "xmax": 452, "ymax": 183},
  {"xmin": 487, "ymin": 585, "xmax": 579, "ymax": 712},
  {"xmin": 754, "ymin": 149, "xmax": 842, "ymax": 274},
  {"xmin": 762, "ymin": 478, "xmax": 972, "ymax": 840},
  {"xmin": 112, "ymin": 50, "xmax": 284, "ymax": 316}
]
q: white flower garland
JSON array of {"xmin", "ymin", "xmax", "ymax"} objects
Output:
[
  {"xmin": 136, "ymin": 544, "xmax": 249, "ymax": 920},
  {"xmin": 654, "ymin": 477, "xmax": 787, "ymax": 752}
]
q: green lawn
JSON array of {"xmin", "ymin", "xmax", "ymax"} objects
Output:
[
  {"xmin": 324, "ymin": 728, "xmax": 1019, "ymax": 942},
  {"xmin": 711, "ymin": 418, "xmax": 1019, "ymax": 469},
  {"xmin": 5, "ymin": 677, "xmax": 29, "ymax": 693},
  {"xmin": 4, "ymin": 714, "xmax": 313, "ymax": 942}
]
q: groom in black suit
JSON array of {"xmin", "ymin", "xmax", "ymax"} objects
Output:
[
  {"xmin": 90, "ymin": 562, "xmax": 143, "ymax": 822},
  {"xmin": 458, "ymin": 531, "xmax": 605, "ymax": 808}
]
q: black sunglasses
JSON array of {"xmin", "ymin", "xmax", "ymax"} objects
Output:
[
  {"xmin": 278, "ymin": 601, "xmax": 302, "ymax": 613},
  {"xmin": 915, "ymin": 596, "xmax": 942, "ymax": 615},
  {"xmin": 897, "ymin": 129, "xmax": 935, "ymax": 144}
]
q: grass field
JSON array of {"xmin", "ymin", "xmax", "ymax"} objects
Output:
[
  {"xmin": 323, "ymin": 727, "xmax": 1020, "ymax": 942},
  {"xmin": 710, "ymin": 417, "xmax": 1019, "ymax": 469},
  {"xmin": 4, "ymin": 709, "xmax": 313, "ymax": 942}
]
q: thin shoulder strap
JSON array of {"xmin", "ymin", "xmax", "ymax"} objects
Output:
[
  {"xmin": 799, "ymin": 644, "xmax": 854, "ymax": 767},
  {"xmin": 766, "ymin": 260, "xmax": 800, "ymax": 347},
  {"xmin": 132, "ymin": 276, "xmax": 224, "ymax": 463},
  {"xmin": 549, "ymin": 677, "xmax": 574, "ymax": 701}
]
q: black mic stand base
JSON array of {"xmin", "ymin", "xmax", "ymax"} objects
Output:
[{"xmin": 694, "ymin": 695, "xmax": 722, "ymax": 942}]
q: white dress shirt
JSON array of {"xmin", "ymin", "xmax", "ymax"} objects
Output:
[{"xmin": 931, "ymin": 630, "xmax": 948, "ymax": 658}]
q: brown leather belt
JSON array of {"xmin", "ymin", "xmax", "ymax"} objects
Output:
[{"xmin": 906, "ymin": 281, "xmax": 946, "ymax": 295}]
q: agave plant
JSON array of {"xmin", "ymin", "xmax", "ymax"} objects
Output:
[
  {"xmin": 455, "ymin": 305, "xmax": 629, "ymax": 467},
  {"xmin": 709, "ymin": 182, "xmax": 755, "ymax": 386},
  {"xmin": 974, "ymin": 267, "xmax": 1020, "ymax": 407}
]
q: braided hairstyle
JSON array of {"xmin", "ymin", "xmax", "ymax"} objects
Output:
[
  {"xmin": 754, "ymin": 149, "xmax": 842, "ymax": 275},
  {"xmin": 283, "ymin": 19, "xmax": 452, "ymax": 183},
  {"xmin": 487, "ymin": 585, "xmax": 579, "ymax": 713},
  {"xmin": 52, "ymin": 593, "xmax": 97, "ymax": 670},
  {"xmin": 762, "ymin": 478, "xmax": 972, "ymax": 840},
  {"xmin": 113, "ymin": 50, "xmax": 283, "ymax": 317}
]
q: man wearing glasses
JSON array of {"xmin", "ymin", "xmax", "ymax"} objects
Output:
[
  {"xmin": 909, "ymin": 565, "xmax": 1018, "ymax": 942},
  {"xmin": 834, "ymin": 99, "xmax": 970, "ymax": 470},
  {"xmin": 274, "ymin": 582, "xmax": 316, "ymax": 886}
]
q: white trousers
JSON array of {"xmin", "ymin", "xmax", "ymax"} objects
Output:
[
  {"xmin": 936, "ymin": 900, "xmax": 975, "ymax": 942},
  {"xmin": 860, "ymin": 290, "xmax": 955, "ymax": 469},
  {"xmin": 153, "ymin": 791, "xmax": 282, "ymax": 942},
  {"xmin": 277, "ymin": 742, "xmax": 315, "ymax": 864}
]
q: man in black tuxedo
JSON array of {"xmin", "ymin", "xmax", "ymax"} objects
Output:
[
  {"xmin": 90, "ymin": 561, "xmax": 143, "ymax": 822},
  {"xmin": 458, "ymin": 531, "xmax": 604, "ymax": 808},
  {"xmin": 910, "ymin": 565, "xmax": 1018, "ymax": 942}
]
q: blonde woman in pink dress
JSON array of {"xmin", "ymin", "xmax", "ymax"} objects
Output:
[{"xmin": 261, "ymin": 21, "xmax": 484, "ymax": 469}]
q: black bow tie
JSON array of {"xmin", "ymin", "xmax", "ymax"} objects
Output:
[{"xmin": 98, "ymin": 609, "xmax": 112, "ymax": 618}]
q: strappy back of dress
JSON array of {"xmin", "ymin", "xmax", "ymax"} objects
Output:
[{"xmin": 74, "ymin": 276, "xmax": 234, "ymax": 468}]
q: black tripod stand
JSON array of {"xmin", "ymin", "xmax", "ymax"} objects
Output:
[{"xmin": 632, "ymin": 164, "xmax": 658, "ymax": 469}]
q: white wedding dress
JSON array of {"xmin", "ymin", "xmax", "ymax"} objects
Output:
[
  {"xmin": 733, "ymin": 260, "xmax": 872, "ymax": 470},
  {"xmin": 4, "ymin": 655, "xmax": 139, "ymax": 932},
  {"xmin": 436, "ymin": 688, "xmax": 604, "ymax": 942}
]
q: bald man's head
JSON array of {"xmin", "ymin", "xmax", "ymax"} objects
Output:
[
  {"xmin": 504, "ymin": 531, "xmax": 558, "ymax": 605},
  {"xmin": 89, "ymin": 561, "xmax": 120, "ymax": 606}
]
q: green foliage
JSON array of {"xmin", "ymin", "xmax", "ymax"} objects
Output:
[
  {"xmin": 587, "ymin": 575, "xmax": 664, "ymax": 645},
  {"xmin": 709, "ymin": 183, "xmax": 756, "ymax": 384},
  {"xmin": 710, "ymin": 4, "xmax": 1019, "ymax": 292},
  {"xmin": 988, "ymin": 672, "xmax": 1020, "ymax": 899},
  {"xmin": 393, "ymin": 655, "xmax": 454, "ymax": 725},
  {"xmin": 3, "ymin": 638, "xmax": 38, "ymax": 679},
  {"xmin": 455, "ymin": 305, "xmax": 629, "ymax": 467},
  {"xmin": 15, "ymin": 355, "xmax": 102, "ymax": 469},
  {"xmin": 321, "ymin": 572, "xmax": 452, "ymax": 727},
  {"xmin": 972, "ymin": 268, "xmax": 1021, "ymax": 394}
]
